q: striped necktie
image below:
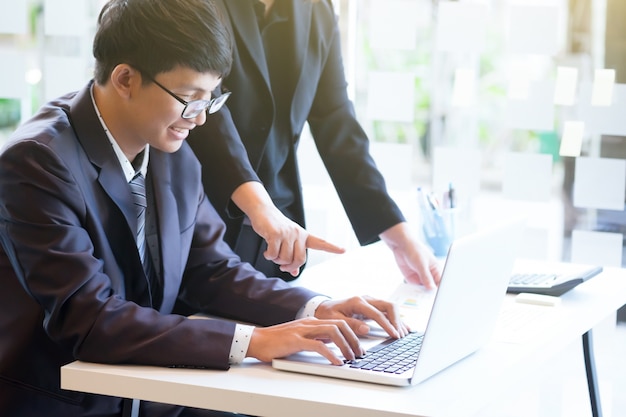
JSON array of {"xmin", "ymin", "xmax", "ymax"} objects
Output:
[
  {"xmin": 129, "ymin": 172, "xmax": 148, "ymax": 266},
  {"xmin": 129, "ymin": 172, "xmax": 156, "ymax": 305}
]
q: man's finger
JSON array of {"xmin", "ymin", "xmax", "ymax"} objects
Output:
[{"xmin": 305, "ymin": 235, "xmax": 345, "ymax": 254}]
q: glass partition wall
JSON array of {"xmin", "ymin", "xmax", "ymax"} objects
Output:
[{"xmin": 1, "ymin": 0, "xmax": 624, "ymax": 277}]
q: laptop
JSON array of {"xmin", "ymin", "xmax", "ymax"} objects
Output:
[{"xmin": 272, "ymin": 217, "xmax": 526, "ymax": 386}]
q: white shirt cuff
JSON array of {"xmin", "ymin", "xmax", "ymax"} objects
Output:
[
  {"xmin": 229, "ymin": 296, "xmax": 330, "ymax": 364},
  {"xmin": 228, "ymin": 324, "xmax": 254, "ymax": 364},
  {"xmin": 297, "ymin": 295, "xmax": 331, "ymax": 319}
]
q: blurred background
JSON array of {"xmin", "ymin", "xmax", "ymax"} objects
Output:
[{"xmin": 1, "ymin": 1, "xmax": 626, "ymax": 415}]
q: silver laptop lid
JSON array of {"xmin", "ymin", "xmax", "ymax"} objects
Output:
[{"xmin": 410, "ymin": 217, "xmax": 526, "ymax": 384}]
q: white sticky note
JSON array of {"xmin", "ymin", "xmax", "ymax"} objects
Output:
[
  {"xmin": 0, "ymin": 2, "xmax": 28, "ymax": 34},
  {"xmin": 44, "ymin": 0, "xmax": 87, "ymax": 36},
  {"xmin": 573, "ymin": 157, "xmax": 626, "ymax": 211},
  {"xmin": 554, "ymin": 67, "xmax": 578, "ymax": 106},
  {"xmin": 435, "ymin": 2, "xmax": 488, "ymax": 54},
  {"xmin": 508, "ymin": 62, "xmax": 531, "ymax": 100},
  {"xmin": 43, "ymin": 56, "xmax": 91, "ymax": 101},
  {"xmin": 502, "ymin": 152, "xmax": 553, "ymax": 202},
  {"xmin": 0, "ymin": 51, "xmax": 28, "ymax": 99},
  {"xmin": 506, "ymin": 80, "xmax": 555, "ymax": 131},
  {"xmin": 366, "ymin": 71, "xmax": 415, "ymax": 122},
  {"xmin": 559, "ymin": 121, "xmax": 585, "ymax": 157},
  {"xmin": 507, "ymin": 4, "xmax": 560, "ymax": 55},
  {"xmin": 571, "ymin": 230, "xmax": 623, "ymax": 268},
  {"xmin": 591, "ymin": 69, "xmax": 616, "ymax": 107},
  {"xmin": 451, "ymin": 68, "xmax": 476, "ymax": 107},
  {"xmin": 579, "ymin": 83, "xmax": 626, "ymax": 136},
  {"xmin": 432, "ymin": 147, "xmax": 482, "ymax": 205},
  {"xmin": 369, "ymin": 0, "xmax": 423, "ymax": 50}
]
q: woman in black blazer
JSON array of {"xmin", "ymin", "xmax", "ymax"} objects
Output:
[{"xmin": 189, "ymin": 0, "xmax": 441, "ymax": 287}]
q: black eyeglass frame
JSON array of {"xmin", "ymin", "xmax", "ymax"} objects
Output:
[{"xmin": 143, "ymin": 73, "xmax": 231, "ymax": 119}]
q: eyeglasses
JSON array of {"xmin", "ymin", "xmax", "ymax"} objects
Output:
[{"xmin": 147, "ymin": 75, "xmax": 231, "ymax": 119}]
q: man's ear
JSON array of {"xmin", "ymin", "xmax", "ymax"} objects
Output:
[{"xmin": 109, "ymin": 64, "xmax": 141, "ymax": 99}]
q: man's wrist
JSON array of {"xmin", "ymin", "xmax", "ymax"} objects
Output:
[{"xmin": 297, "ymin": 295, "xmax": 331, "ymax": 319}]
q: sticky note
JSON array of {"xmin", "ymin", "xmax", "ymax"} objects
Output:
[
  {"xmin": 366, "ymin": 71, "xmax": 415, "ymax": 122},
  {"xmin": 369, "ymin": 0, "xmax": 424, "ymax": 50},
  {"xmin": 0, "ymin": 2, "xmax": 28, "ymax": 34},
  {"xmin": 508, "ymin": 63, "xmax": 531, "ymax": 100},
  {"xmin": 502, "ymin": 152, "xmax": 553, "ymax": 202},
  {"xmin": 559, "ymin": 121, "xmax": 585, "ymax": 157},
  {"xmin": 0, "ymin": 51, "xmax": 28, "ymax": 99},
  {"xmin": 580, "ymin": 83, "xmax": 626, "ymax": 136},
  {"xmin": 573, "ymin": 157, "xmax": 626, "ymax": 211},
  {"xmin": 554, "ymin": 67, "xmax": 578, "ymax": 106},
  {"xmin": 44, "ymin": 0, "xmax": 87, "ymax": 36},
  {"xmin": 435, "ymin": 2, "xmax": 488, "ymax": 54},
  {"xmin": 451, "ymin": 68, "xmax": 476, "ymax": 107},
  {"xmin": 506, "ymin": 80, "xmax": 555, "ymax": 131},
  {"xmin": 591, "ymin": 69, "xmax": 615, "ymax": 107},
  {"xmin": 507, "ymin": 4, "xmax": 559, "ymax": 56}
]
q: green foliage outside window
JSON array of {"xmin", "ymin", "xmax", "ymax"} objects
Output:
[{"xmin": 0, "ymin": 99, "xmax": 21, "ymax": 129}]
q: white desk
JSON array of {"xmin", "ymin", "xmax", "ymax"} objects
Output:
[{"xmin": 61, "ymin": 243, "xmax": 626, "ymax": 417}]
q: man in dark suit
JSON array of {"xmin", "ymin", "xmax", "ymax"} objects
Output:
[
  {"xmin": 188, "ymin": 0, "xmax": 442, "ymax": 285},
  {"xmin": 0, "ymin": 1, "xmax": 407, "ymax": 416}
]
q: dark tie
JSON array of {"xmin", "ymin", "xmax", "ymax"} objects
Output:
[{"xmin": 129, "ymin": 172, "xmax": 157, "ymax": 306}]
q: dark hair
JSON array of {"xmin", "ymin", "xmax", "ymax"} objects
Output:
[{"xmin": 92, "ymin": 0, "xmax": 232, "ymax": 85}]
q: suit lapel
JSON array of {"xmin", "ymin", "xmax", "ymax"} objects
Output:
[
  {"xmin": 147, "ymin": 151, "xmax": 181, "ymax": 314},
  {"xmin": 290, "ymin": 0, "xmax": 313, "ymax": 103},
  {"xmin": 223, "ymin": 1, "xmax": 271, "ymax": 90},
  {"xmin": 69, "ymin": 84, "xmax": 138, "ymax": 235},
  {"xmin": 68, "ymin": 84, "xmax": 146, "ymax": 300}
]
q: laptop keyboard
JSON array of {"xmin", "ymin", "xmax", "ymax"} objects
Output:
[{"xmin": 345, "ymin": 332, "xmax": 424, "ymax": 374}]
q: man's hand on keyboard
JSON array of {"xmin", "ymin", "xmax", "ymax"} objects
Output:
[
  {"xmin": 315, "ymin": 295, "xmax": 410, "ymax": 340},
  {"xmin": 247, "ymin": 296, "xmax": 409, "ymax": 366}
]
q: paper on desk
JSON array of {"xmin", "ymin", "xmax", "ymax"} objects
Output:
[
  {"xmin": 387, "ymin": 283, "xmax": 437, "ymax": 333},
  {"xmin": 492, "ymin": 298, "xmax": 561, "ymax": 344}
]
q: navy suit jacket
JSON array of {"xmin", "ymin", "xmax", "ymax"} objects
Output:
[
  {"xmin": 189, "ymin": 0, "xmax": 405, "ymax": 247},
  {"xmin": 0, "ymin": 83, "xmax": 319, "ymax": 416}
]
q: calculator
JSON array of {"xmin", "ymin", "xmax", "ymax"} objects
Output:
[{"xmin": 507, "ymin": 265, "xmax": 603, "ymax": 296}]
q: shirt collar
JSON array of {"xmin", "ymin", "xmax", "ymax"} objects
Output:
[
  {"xmin": 90, "ymin": 84, "xmax": 149, "ymax": 183},
  {"xmin": 253, "ymin": 0, "xmax": 289, "ymax": 28}
]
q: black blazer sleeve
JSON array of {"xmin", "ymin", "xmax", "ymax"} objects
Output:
[
  {"xmin": 305, "ymin": 4, "xmax": 405, "ymax": 244},
  {"xmin": 187, "ymin": 104, "xmax": 260, "ymax": 219}
]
